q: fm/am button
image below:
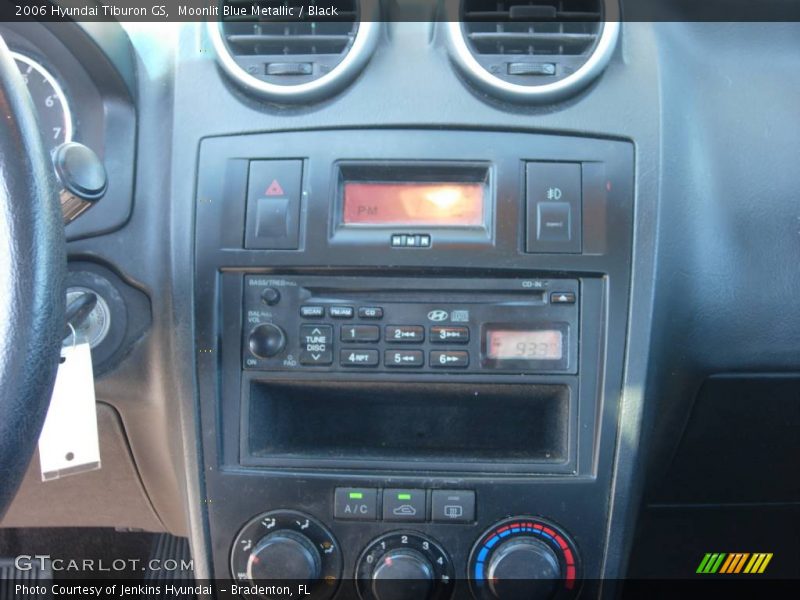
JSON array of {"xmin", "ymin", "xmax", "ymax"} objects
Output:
[{"xmin": 334, "ymin": 488, "xmax": 378, "ymax": 521}]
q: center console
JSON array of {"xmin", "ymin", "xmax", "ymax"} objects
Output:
[{"xmin": 194, "ymin": 129, "xmax": 633, "ymax": 599}]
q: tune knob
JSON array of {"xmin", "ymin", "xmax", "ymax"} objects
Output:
[
  {"xmin": 469, "ymin": 517, "xmax": 580, "ymax": 600},
  {"xmin": 246, "ymin": 530, "xmax": 321, "ymax": 584},
  {"xmin": 248, "ymin": 323, "xmax": 286, "ymax": 358},
  {"xmin": 356, "ymin": 532, "xmax": 454, "ymax": 600},
  {"xmin": 486, "ymin": 538, "xmax": 561, "ymax": 600},
  {"xmin": 370, "ymin": 549, "xmax": 434, "ymax": 600}
]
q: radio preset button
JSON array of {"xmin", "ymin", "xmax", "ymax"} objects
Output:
[
  {"xmin": 386, "ymin": 325, "xmax": 425, "ymax": 343},
  {"xmin": 341, "ymin": 325, "xmax": 380, "ymax": 343},
  {"xmin": 385, "ymin": 350, "xmax": 424, "ymax": 368},
  {"xmin": 357, "ymin": 307, "xmax": 384, "ymax": 319},
  {"xmin": 340, "ymin": 349, "xmax": 379, "ymax": 367},
  {"xmin": 299, "ymin": 305, "xmax": 325, "ymax": 318},
  {"xmin": 329, "ymin": 306, "xmax": 354, "ymax": 319},
  {"xmin": 430, "ymin": 326, "xmax": 470, "ymax": 344},
  {"xmin": 430, "ymin": 351, "xmax": 469, "ymax": 368}
]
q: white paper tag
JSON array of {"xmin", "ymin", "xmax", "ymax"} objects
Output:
[{"xmin": 38, "ymin": 342, "xmax": 101, "ymax": 481}]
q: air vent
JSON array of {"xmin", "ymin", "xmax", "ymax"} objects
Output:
[
  {"xmin": 446, "ymin": 0, "xmax": 620, "ymax": 102},
  {"xmin": 209, "ymin": 0, "xmax": 380, "ymax": 102}
]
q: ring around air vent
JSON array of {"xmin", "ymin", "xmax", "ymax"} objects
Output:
[
  {"xmin": 446, "ymin": 0, "xmax": 620, "ymax": 102},
  {"xmin": 208, "ymin": 1, "xmax": 380, "ymax": 102}
]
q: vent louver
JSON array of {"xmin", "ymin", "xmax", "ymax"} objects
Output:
[
  {"xmin": 209, "ymin": 0, "xmax": 380, "ymax": 102},
  {"xmin": 447, "ymin": 0, "xmax": 619, "ymax": 102}
]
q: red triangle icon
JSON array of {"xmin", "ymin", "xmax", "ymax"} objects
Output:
[{"xmin": 265, "ymin": 179, "xmax": 284, "ymax": 196}]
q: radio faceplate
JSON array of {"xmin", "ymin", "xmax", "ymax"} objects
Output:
[{"xmin": 242, "ymin": 276, "xmax": 579, "ymax": 375}]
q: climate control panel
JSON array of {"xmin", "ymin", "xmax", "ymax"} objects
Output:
[{"xmin": 230, "ymin": 510, "xmax": 580, "ymax": 600}]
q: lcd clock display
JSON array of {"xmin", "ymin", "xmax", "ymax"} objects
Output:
[{"xmin": 342, "ymin": 182, "xmax": 484, "ymax": 226}]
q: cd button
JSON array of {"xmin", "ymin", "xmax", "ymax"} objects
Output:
[
  {"xmin": 358, "ymin": 307, "xmax": 384, "ymax": 319},
  {"xmin": 430, "ymin": 326, "xmax": 470, "ymax": 344},
  {"xmin": 430, "ymin": 351, "xmax": 469, "ymax": 368},
  {"xmin": 386, "ymin": 325, "xmax": 425, "ymax": 343}
]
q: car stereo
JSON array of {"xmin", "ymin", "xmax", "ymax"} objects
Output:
[{"xmin": 242, "ymin": 275, "xmax": 579, "ymax": 375}]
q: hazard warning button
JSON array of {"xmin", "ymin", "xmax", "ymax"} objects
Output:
[{"xmin": 245, "ymin": 160, "xmax": 302, "ymax": 250}]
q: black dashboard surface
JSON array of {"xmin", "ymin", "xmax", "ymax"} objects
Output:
[{"xmin": 4, "ymin": 7, "xmax": 797, "ymax": 592}]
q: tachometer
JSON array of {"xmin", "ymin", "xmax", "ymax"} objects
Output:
[{"xmin": 12, "ymin": 52, "xmax": 73, "ymax": 153}]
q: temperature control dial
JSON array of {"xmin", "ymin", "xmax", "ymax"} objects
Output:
[
  {"xmin": 231, "ymin": 510, "xmax": 342, "ymax": 599},
  {"xmin": 469, "ymin": 517, "xmax": 580, "ymax": 600},
  {"xmin": 356, "ymin": 532, "xmax": 454, "ymax": 600}
]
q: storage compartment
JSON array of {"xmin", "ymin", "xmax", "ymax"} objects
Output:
[{"xmin": 246, "ymin": 380, "xmax": 570, "ymax": 469}]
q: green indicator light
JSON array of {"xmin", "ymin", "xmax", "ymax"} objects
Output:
[
  {"xmin": 397, "ymin": 493, "xmax": 412, "ymax": 500},
  {"xmin": 349, "ymin": 492, "xmax": 363, "ymax": 500}
]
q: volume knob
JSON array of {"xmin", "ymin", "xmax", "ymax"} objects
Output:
[{"xmin": 248, "ymin": 323, "xmax": 286, "ymax": 358}]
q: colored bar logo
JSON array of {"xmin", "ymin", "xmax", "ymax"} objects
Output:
[{"xmin": 697, "ymin": 552, "xmax": 773, "ymax": 574}]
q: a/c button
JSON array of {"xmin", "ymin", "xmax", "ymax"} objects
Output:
[{"xmin": 334, "ymin": 488, "xmax": 378, "ymax": 521}]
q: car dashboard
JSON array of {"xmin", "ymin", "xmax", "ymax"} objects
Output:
[{"xmin": 1, "ymin": 2, "xmax": 799, "ymax": 597}]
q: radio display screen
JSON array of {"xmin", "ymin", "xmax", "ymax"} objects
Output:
[
  {"xmin": 486, "ymin": 329, "xmax": 564, "ymax": 361},
  {"xmin": 342, "ymin": 182, "xmax": 485, "ymax": 226}
]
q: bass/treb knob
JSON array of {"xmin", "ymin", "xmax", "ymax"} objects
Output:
[
  {"xmin": 231, "ymin": 510, "xmax": 342, "ymax": 600},
  {"xmin": 469, "ymin": 517, "xmax": 580, "ymax": 600},
  {"xmin": 356, "ymin": 532, "xmax": 454, "ymax": 600}
]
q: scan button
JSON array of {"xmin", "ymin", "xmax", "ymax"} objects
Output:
[{"xmin": 382, "ymin": 489, "xmax": 426, "ymax": 522}]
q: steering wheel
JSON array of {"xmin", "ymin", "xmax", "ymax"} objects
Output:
[{"xmin": 0, "ymin": 36, "xmax": 66, "ymax": 516}]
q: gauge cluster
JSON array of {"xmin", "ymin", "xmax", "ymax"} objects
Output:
[
  {"xmin": 0, "ymin": 21, "xmax": 136, "ymax": 241},
  {"xmin": 12, "ymin": 52, "xmax": 73, "ymax": 153}
]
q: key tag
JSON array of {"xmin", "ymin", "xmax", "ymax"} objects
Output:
[{"xmin": 38, "ymin": 324, "xmax": 101, "ymax": 481}]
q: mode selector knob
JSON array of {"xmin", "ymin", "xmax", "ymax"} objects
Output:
[
  {"xmin": 486, "ymin": 538, "xmax": 561, "ymax": 600},
  {"xmin": 248, "ymin": 323, "xmax": 286, "ymax": 358},
  {"xmin": 246, "ymin": 530, "xmax": 321, "ymax": 584},
  {"xmin": 370, "ymin": 549, "xmax": 434, "ymax": 600}
]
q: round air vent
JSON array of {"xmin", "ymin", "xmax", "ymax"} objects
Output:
[
  {"xmin": 446, "ymin": 0, "xmax": 620, "ymax": 102},
  {"xmin": 208, "ymin": 0, "xmax": 380, "ymax": 102}
]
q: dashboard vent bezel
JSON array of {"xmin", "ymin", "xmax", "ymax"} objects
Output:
[
  {"xmin": 446, "ymin": 0, "xmax": 620, "ymax": 102},
  {"xmin": 208, "ymin": 1, "xmax": 380, "ymax": 102}
]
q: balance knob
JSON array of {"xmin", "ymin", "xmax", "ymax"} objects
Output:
[
  {"xmin": 246, "ymin": 530, "xmax": 321, "ymax": 584},
  {"xmin": 370, "ymin": 549, "xmax": 434, "ymax": 600},
  {"xmin": 248, "ymin": 323, "xmax": 286, "ymax": 358},
  {"xmin": 486, "ymin": 538, "xmax": 561, "ymax": 600}
]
